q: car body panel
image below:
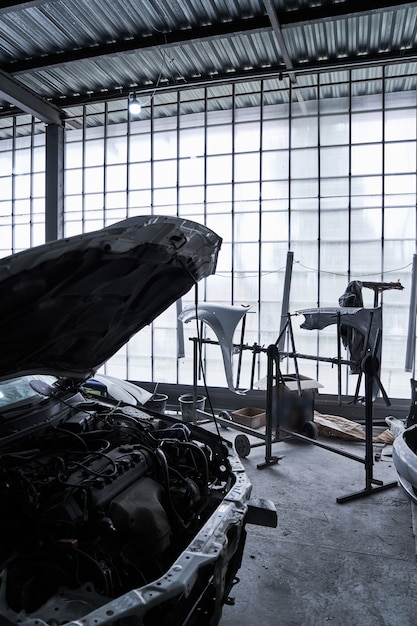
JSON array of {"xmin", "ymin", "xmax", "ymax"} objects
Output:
[
  {"xmin": 0, "ymin": 215, "xmax": 221, "ymax": 381},
  {"xmin": 86, "ymin": 374, "xmax": 153, "ymax": 406},
  {"xmin": 179, "ymin": 303, "xmax": 250, "ymax": 394},
  {"xmin": 297, "ymin": 306, "xmax": 382, "ymax": 350},
  {"xmin": 393, "ymin": 424, "xmax": 417, "ymax": 504}
]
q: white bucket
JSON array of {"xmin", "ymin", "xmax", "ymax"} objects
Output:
[{"xmin": 178, "ymin": 394, "xmax": 206, "ymax": 423}]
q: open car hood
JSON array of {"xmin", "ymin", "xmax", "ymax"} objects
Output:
[{"xmin": 0, "ymin": 215, "xmax": 221, "ymax": 380}]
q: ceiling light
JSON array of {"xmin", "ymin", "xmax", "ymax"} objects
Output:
[{"xmin": 128, "ymin": 92, "xmax": 141, "ymax": 115}]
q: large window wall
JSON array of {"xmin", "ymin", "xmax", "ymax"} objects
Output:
[
  {"xmin": 0, "ymin": 67, "xmax": 416, "ymax": 399},
  {"xmin": 0, "ymin": 115, "xmax": 46, "ymax": 257}
]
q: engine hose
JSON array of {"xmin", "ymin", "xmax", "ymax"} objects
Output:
[
  {"xmin": 174, "ymin": 441, "xmax": 209, "ymax": 512},
  {"xmin": 155, "ymin": 448, "xmax": 188, "ymax": 529}
]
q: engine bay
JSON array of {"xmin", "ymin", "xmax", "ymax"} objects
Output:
[{"xmin": 0, "ymin": 395, "xmax": 234, "ymax": 622}]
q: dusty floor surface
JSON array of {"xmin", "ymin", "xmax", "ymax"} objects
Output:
[{"xmin": 214, "ymin": 426, "xmax": 417, "ymax": 626}]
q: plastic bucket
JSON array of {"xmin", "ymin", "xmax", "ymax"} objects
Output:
[
  {"xmin": 178, "ymin": 394, "xmax": 206, "ymax": 423},
  {"xmin": 144, "ymin": 393, "xmax": 168, "ymax": 413}
]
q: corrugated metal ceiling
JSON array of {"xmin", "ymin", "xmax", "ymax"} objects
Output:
[{"xmin": 0, "ymin": 0, "xmax": 416, "ymax": 120}]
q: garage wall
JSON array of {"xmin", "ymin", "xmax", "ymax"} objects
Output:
[{"xmin": 0, "ymin": 69, "xmax": 416, "ymax": 399}]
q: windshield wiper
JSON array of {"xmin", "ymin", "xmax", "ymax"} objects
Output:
[{"xmin": 0, "ymin": 397, "xmax": 51, "ymax": 419}]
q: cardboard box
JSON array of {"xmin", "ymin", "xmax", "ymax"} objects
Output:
[
  {"xmin": 253, "ymin": 373, "xmax": 322, "ymax": 431},
  {"xmin": 231, "ymin": 406, "xmax": 266, "ymax": 429}
]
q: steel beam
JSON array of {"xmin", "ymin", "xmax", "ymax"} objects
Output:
[
  {"xmin": 278, "ymin": 0, "xmax": 417, "ymax": 27},
  {"xmin": 0, "ymin": 68, "xmax": 64, "ymax": 125},
  {"xmin": 262, "ymin": 0, "xmax": 306, "ymax": 109},
  {"xmin": 1, "ymin": 48, "xmax": 417, "ymax": 116},
  {"xmin": 263, "ymin": 0, "xmax": 307, "ymax": 110}
]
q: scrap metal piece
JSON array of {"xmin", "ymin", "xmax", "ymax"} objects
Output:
[
  {"xmin": 297, "ymin": 306, "xmax": 382, "ymax": 360},
  {"xmin": 297, "ymin": 306, "xmax": 384, "ymax": 399},
  {"xmin": 362, "ymin": 280, "xmax": 404, "ymax": 307},
  {"xmin": 245, "ymin": 498, "xmax": 278, "ymax": 528},
  {"xmin": 179, "ymin": 303, "xmax": 250, "ymax": 394},
  {"xmin": 338, "ymin": 282, "xmax": 364, "ymax": 373}
]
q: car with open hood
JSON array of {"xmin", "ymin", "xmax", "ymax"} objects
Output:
[{"xmin": 0, "ymin": 215, "xmax": 276, "ymax": 626}]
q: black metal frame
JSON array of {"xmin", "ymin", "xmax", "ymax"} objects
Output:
[
  {"xmin": 260, "ymin": 345, "xmax": 397, "ymax": 503},
  {"xmin": 188, "ymin": 299, "xmax": 397, "ymax": 502}
]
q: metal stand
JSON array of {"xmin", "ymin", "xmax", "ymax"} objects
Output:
[
  {"xmin": 336, "ymin": 353, "xmax": 397, "ymax": 503},
  {"xmin": 254, "ymin": 346, "xmax": 397, "ymax": 503},
  {"xmin": 188, "ymin": 327, "xmax": 397, "ymax": 504},
  {"xmin": 257, "ymin": 344, "xmax": 284, "ymax": 469}
]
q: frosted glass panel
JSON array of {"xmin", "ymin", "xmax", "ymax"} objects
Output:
[
  {"xmin": 153, "ymin": 160, "xmax": 177, "ymax": 187},
  {"xmin": 234, "ymin": 243, "xmax": 259, "ymax": 271},
  {"xmin": 85, "ymin": 168, "xmax": 104, "ymax": 193},
  {"xmin": 206, "ymin": 155, "xmax": 232, "ymax": 184},
  {"xmin": 291, "ymin": 209, "xmax": 318, "ymax": 241},
  {"xmin": 291, "ymin": 148, "xmax": 318, "ymax": 178},
  {"xmin": 179, "ymin": 157, "xmax": 205, "ymax": 185},
  {"xmin": 206, "ymin": 125, "xmax": 232, "ymax": 154},
  {"xmin": 351, "ymin": 207, "xmax": 382, "ymax": 240},
  {"xmin": 320, "ymin": 177, "xmax": 349, "ymax": 197},
  {"xmin": 320, "ymin": 208, "xmax": 349, "ymax": 241},
  {"xmin": 153, "ymin": 131, "xmax": 177, "ymax": 160},
  {"xmin": 106, "ymin": 137, "xmax": 127, "ymax": 164},
  {"xmin": 261, "ymin": 241, "xmax": 290, "ymax": 271},
  {"xmin": 351, "ymin": 111, "xmax": 383, "ymax": 143},
  {"xmin": 320, "ymin": 146, "xmax": 349, "ymax": 177},
  {"xmin": 65, "ymin": 169, "xmax": 83, "ymax": 194},
  {"xmin": 179, "ymin": 127, "xmax": 205, "ymax": 157},
  {"xmin": 130, "ymin": 162, "xmax": 151, "ymax": 187},
  {"xmin": 385, "ymin": 109, "xmax": 417, "ymax": 141},
  {"xmin": 384, "ymin": 207, "xmax": 415, "ymax": 239},
  {"xmin": 234, "ymin": 121, "xmax": 260, "ymax": 152},
  {"xmin": 321, "ymin": 242, "xmax": 350, "ymax": 272},
  {"xmin": 262, "ymin": 119, "xmax": 289, "ymax": 149},
  {"xmin": 65, "ymin": 142, "xmax": 82, "ymax": 169},
  {"xmin": 234, "ymin": 212, "xmax": 260, "ymax": 241},
  {"xmin": 351, "ymin": 145, "xmax": 382, "ymax": 175},
  {"xmin": 320, "ymin": 114, "xmax": 349, "ymax": 146},
  {"xmin": 262, "ymin": 151, "xmax": 289, "ymax": 180},
  {"xmin": 385, "ymin": 142, "xmax": 416, "ymax": 174},
  {"xmin": 15, "ymin": 149, "xmax": 31, "ymax": 174},
  {"xmin": 350, "ymin": 242, "xmax": 382, "ymax": 278},
  {"xmin": 291, "ymin": 117, "xmax": 318, "ymax": 147},
  {"xmin": 129, "ymin": 133, "xmax": 151, "ymax": 161},
  {"xmin": 234, "ymin": 153, "xmax": 260, "ymax": 182},
  {"xmin": 261, "ymin": 212, "xmax": 288, "ymax": 243},
  {"xmin": 385, "ymin": 174, "xmax": 415, "ymax": 195},
  {"xmin": 106, "ymin": 165, "xmax": 127, "ymax": 191},
  {"xmin": 85, "ymin": 140, "xmax": 104, "ymax": 166}
]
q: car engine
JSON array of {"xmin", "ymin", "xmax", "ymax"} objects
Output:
[{"xmin": 0, "ymin": 398, "xmax": 233, "ymax": 622}]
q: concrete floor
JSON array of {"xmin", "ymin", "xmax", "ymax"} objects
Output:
[{"xmin": 214, "ymin": 426, "xmax": 417, "ymax": 626}]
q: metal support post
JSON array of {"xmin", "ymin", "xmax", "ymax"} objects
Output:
[
  {"xmin": 336, "ymin": 354, "xmax": 397, "ymax": 503},
  {"xmin": 257, "ymin": 344, "xmax": 283, "ymax": 469}
]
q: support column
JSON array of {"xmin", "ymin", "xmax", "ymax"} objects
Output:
[{"xmin": 45, "ymin": 123, "xmax": 64, "ymax": 242}]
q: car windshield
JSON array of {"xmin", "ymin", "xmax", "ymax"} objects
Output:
[{"xmin": 0, "ymin": 375, "xmax": 58, "ymax": 409}]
